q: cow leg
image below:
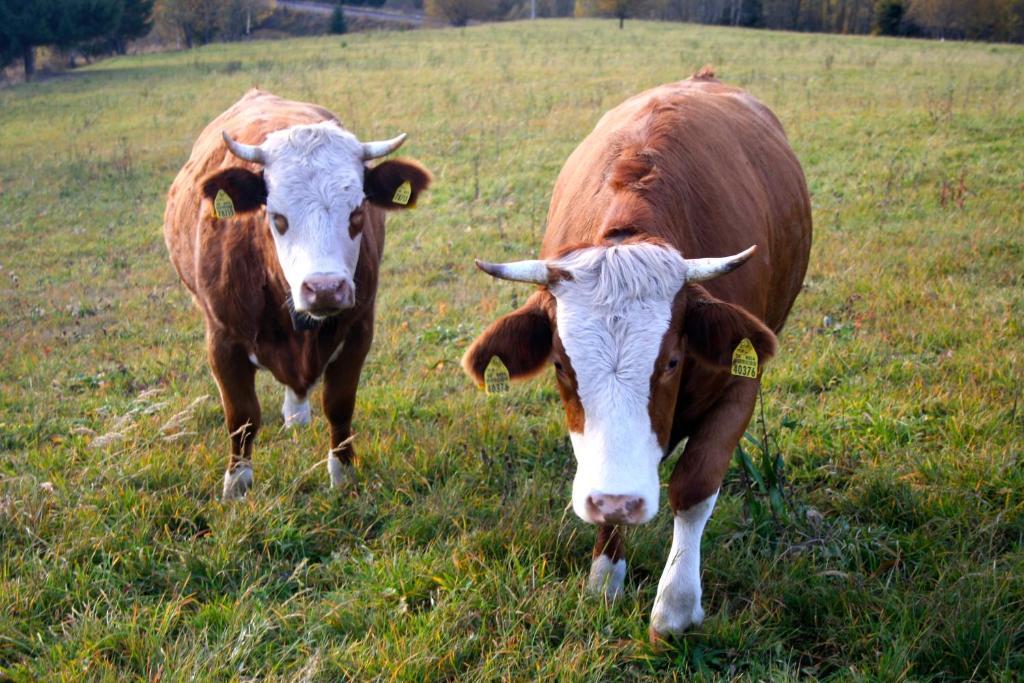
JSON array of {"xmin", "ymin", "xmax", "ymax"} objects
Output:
[
  {"xmin": 208, "ymin": 334, "xmax": 261, "ymax": 500},
  {"xmin": 282, "ymin": 387, "xmax": 311, "ymax": 428},
  {"xmin": 587, "ymin": 524, "xmax": 626, "ymax": 600},
  {"xmin": 649, "ymin": 380, "xmax": 757, "ymax": 640},
  {"xmin": 321, "ymin": 317, "xmax": 372, "ymax": 488}
]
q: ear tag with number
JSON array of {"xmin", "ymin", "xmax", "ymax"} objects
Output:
[
  {"xmin": 731, "ymin": 338, "xmax": 759, "ymax": 379},
  {"xmin": 392, "ymin": 180, "xmax": 412, "ymax": 206},
  {"xmin": 484, "ymin": 356, "xmax": 510, "ymax": 395},
  {"xmin": 213, "ymin": 190, "xmax": 236, "ymax": 219}
]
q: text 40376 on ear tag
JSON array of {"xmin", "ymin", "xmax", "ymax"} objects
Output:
[
  {"xmin": 392, "ymin": 180, "xmax": 412, "ymax": 206},
  {"xmin": 213, "ymin": 189, "xmax": 235, "ymax": 219},
  {"xmin": 731, "ymin": 338, "xmax": 759, "ymax": 379},
  {"xmin": 484, "ymin": 356, "xmax": 510, "ymax": 395}
]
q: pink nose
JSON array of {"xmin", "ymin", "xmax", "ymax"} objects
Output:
[
  {"xmin": 300, "ymin": 274, "xmax": 353, "ymax": 313},
  {"xmin": 586, "ymin": 494, "xmax": 647, "ymax": 525}
]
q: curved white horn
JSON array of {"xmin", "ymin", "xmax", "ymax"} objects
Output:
[
  {"xmin": 222, "ymin": 131, "xmax": 266, "ymax": 164},
  {"xmin": 684, "ymin": 245, "xmax": 758, "ymax": 283},
  {"xmin": 475, "ymin": 259, "xmax": 551, "ymax": 285},
  {"xmin": 362, "ymin": 133, "xmax": 407, "ymax": 160}
]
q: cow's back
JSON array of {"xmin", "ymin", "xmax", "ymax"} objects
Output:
[{"xmin": 542, "ymin": 76, "xmax": 812, "ymax": 331}]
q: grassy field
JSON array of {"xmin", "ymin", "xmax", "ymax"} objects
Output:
[{"xmin": 1, "ymin": 19, "xmax": 1023, "ymax": 681}]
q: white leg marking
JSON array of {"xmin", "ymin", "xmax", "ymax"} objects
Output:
[
  {"xmin": 587, "ymin": 555, "xmax": 626, "ymax": 600},
  {"xmin": 222, "ymin": 464, "xmax": 253, "ymax": 501},
  {"xmin": 282, "ymin": 388, "xmax": 311, "ymax": 428},
  {"xmin": 650, "ymin": 491, "xmax": 718, "ymax": 636},
  {"xmin": 327, "ymin": 451, "xmax": 349, "ymax": 488}
]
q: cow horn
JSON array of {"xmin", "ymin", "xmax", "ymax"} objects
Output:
[
  {"xmin": 362, "ymin": 133, "xmax": 407, "ymax": 160},
  {"xmin": 222, "ymin": 131, "xmax": 266, "ymax": 164},
  {"xmin": 475, "ymin": 259, "xmax": 551, "ymax": 285},
  {"xmin": 683, "ymin": 245, "xmax": 758, "ymax": 282}
]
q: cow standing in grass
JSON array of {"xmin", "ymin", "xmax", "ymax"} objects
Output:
[
  {"xmin": 462, "ymin": 71, "xmax": 811, "ymax": 639},
  {"xmin": 164, "ymin": 89, "xmax": 431, "ymax": 500}
]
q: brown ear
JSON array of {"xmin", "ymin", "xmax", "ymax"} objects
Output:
[
  {"xmin": 462, "ymin": 291, "xmax": 554, "ymax": 386},
  {"xmin": 200, "ymin": 168, "xmax": 267, "ymax": 213},
  {"xmin": 364, "ymin": 158, "xmax": 432, "ymax": 209},
  {"xmin": 684, "ymin": 285, "xmax": 777, "ymax": 370}
]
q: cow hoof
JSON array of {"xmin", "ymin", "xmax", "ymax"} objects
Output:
[
  {"xmin": 222, "ymin": 464, "xmax": 253, "ymax": 500},
  {"xmin": 587, "ymin": 555, "xmax": 626, "ymax": 601},
  {"xmin": 327, "ymin": 452, "xmax": 350, "ymax": 488},
  {"xmin": 649, "ymin": 595, "xmax": 704, "ymax": 639},
  {"xmin": 282, "ymin": 389, "xmax": 311, "ymax": 428}
]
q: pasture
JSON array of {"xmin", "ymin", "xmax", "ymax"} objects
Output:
[{"xmin": 1, "ymin": 18, "xmax": 1023, "ymax": 680}]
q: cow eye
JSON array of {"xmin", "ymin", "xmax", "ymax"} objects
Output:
[
  {"xmin": 667, "ymin": 358, "xmax": 679, "ymax": 370},
  {"xmin": 553, "ymin": 360, "xmax": 563, "ymax": 372},
  {"xmin": 271, "ymin": 213, "xmax": 289, "ymax": 235}
]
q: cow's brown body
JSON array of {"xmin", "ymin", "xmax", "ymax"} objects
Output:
[
  {"xmin": 542, "ymin": 73, "xmax": 812, "ymax": 507},
  {"xmin": 463, "ymin": 72, "xmax": 811, "ymax": 638},
  {"xmin": 164, "ymin": 91, "xmax": 414, "ymax": 491}
]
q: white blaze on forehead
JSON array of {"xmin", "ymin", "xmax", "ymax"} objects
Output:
[
  {"xmin": 550, "ymin": 243, "xmax": 687, "ymax": 524},
  {"xmin": 260, "ymin": 122, "xmax": 367, "ymax": 305}
]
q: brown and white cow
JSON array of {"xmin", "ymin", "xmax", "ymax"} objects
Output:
[
  {"xmin": 164, "ymin": 89, "xmax": 431, "ymax": 500},
  {"xmin": 462, "ymin": 71, "xmax": 811, "ymax": 639}
]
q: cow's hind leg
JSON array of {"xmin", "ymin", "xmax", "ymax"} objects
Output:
[
  {"xmin": 282, "ymin": 387, "xmax": 311, "ymax": 428},
  {"xmin": 209, "ymin": 334, "xmax": 261, "ymax": 500},
  {"xmin": 322, "ymin": 318, "xmax": 372, "ymax": 488},
  {"xmin": 588, "ymin": 524, "xmax": 626, "ymax": 600},
  {"xmin": 649, "ymin": 380, "xmax": 757, "ymax": 641}
]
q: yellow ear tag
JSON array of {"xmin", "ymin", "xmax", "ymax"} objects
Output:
[
  {"xmin": 392, "ymin": 180, "xmax": 412, "ymax": 206},
  {"xmin": 731, "ymin": 338, "xmax": 759, "ymax": 379},
  {"xmin": 213, "ymin": 189, "xmax": 236, "ymax": 219},
  {"xmin": 484, "ymin": 356, "xmax": 510, "ymax": 395}
]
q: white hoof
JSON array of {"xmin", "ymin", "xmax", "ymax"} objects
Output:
[
  {"xmin": 650, "ymin": 588, "xmax": 704, "ymax": 636},
  {"xmin": 587, "ymin": 555, "xmax": 626, "ymax": 600},
  {"xmin": 282, "ymin": 388, "xmax": 311, "ymax": 428},
  {"xmin": 222, "ymin": 464, "xmax": 253, "ymax": 500},
  {"xmin": 327, "ymin": 452, "xmax": 349, "ymax": 488}
]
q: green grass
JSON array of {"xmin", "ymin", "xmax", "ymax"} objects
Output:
[{"xmin": 1, "ymin": 19, "xmax": 1023, "ymax": 681}]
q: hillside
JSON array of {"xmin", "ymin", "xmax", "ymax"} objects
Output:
[{"xmin": 1, "ymin": 19, "xmax": 1022, "ymax": 680}]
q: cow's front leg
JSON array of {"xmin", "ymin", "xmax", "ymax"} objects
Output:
[
  {"xmin": 650, "ymin": 380, "xmax": 757, "ymax": 640},
  {"xmin": 649, "ymin": 491, "xmax": 718, "ymax": 638},
  {"xmin": 321, "ymin": 318, "xmax": 373, "ymax": 488},
  {"xmin": 208, "ymin": 334, "xmax": 261, "ymax": 500},
  {"xmin": 587, "ymin": 524, "xmax": 626, "ymax": 600}
]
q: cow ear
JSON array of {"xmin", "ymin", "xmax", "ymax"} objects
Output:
[
  {"xmin": 200, "ymin": 168, "xmax": 267, "ymax": 213},
  {"xmin": 462, "ymin": 292, "xmax": 554, "ymax": 386},
  {"xmin": 364, "ymin": 158, "xmax": 432, "ymax": 210},
  {"xmin": 684, "ymin": 285, "xmax": 777, "ymax": 370}
]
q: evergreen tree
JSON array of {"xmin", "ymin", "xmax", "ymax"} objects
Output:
[
  {"xmin": 0, "ymin": 0, "xmax": 121, "ymax": 81},
  {"xmin": 330, "ymin": 5, "xmax": 348, "ymax": 34}
]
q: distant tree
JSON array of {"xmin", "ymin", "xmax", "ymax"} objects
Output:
[
  {"xmin": 330, "ymin": 5, "xmax": 348, "ymax": 33},
  {"xmin": 425, "ymin": 0, "xmax": 488, "ymax": 25},
  {"xmin": 906, "ymin": 0, "xmax": 965, "ymax": 38},
  {"xmin": 576, "ymin": 0, "xmax": 653, "ymax": 27},
  {"xmin": 873, "ymin": 0, "xmax": 904, "ymax": 34},
  {"xmin": 156, "ymin": 0, "xmax": 219, "ymax": 47},
  {"xmin": 0, "ymin": 0, "xmax": 122, "ymax": 80},
  {"xmin": 216, "ymin": 0, "xmax": 275, "ymax": 40},
  {"xmin": 111, "ymin": 0, "xmax": 155, "ymax": 53}
]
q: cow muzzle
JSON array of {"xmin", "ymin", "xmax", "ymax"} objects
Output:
[
  {"xmin": 298, "ymin": 273, "xmax": 355, "ymax": 315},
  {"xmin": 585, "ymin": 493, "xmax": 648, "ymax": 525}
]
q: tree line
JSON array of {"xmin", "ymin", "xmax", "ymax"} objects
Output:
[
  {"xmin": 1, "ymin": 0, "xmax": 154, "ymax": 79},
  {"xmin": 0, "ymin": 0, "xmax": 276, "ymax": 81},
  {"xmin": 427, "ymin": 0, "xmax": 1024, "ymax": 42},
  {"xmin": 4, "ymin": 0, "xmax": 1021, "ymax": 82}
]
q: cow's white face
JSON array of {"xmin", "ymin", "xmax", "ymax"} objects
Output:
[
  {"xmin": 463, "ymin": 238, "xmax": 768, "ymax": 527},
  {"xmin": 548, "ymin": 245, "xmax": 687, "ymax": 525},
  {"xmin": 260, "ymin": 122, "xmax": 367, "ymax": 317}
]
